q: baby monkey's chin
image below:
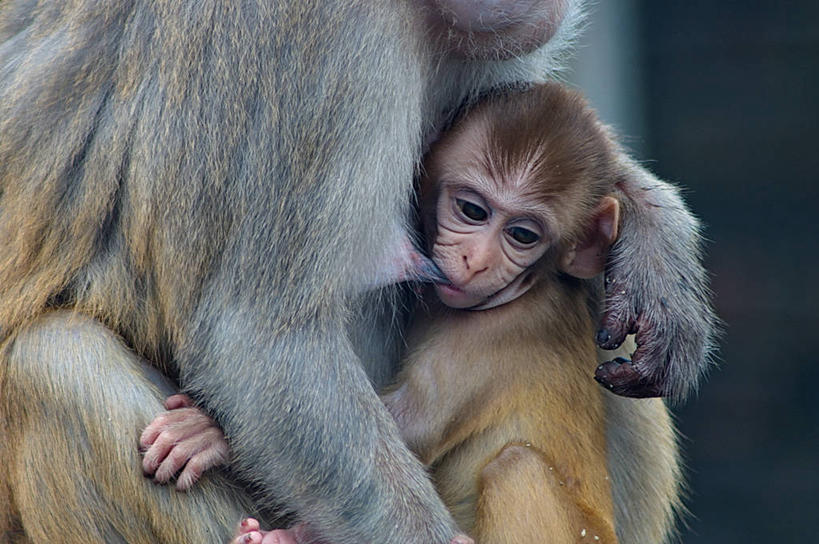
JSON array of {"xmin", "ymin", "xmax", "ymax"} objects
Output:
[{"xmin": 434, "ymin": 283, "xmax": 489, "ymax": 310}]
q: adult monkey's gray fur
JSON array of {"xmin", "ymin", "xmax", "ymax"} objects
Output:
[{"xmin": 0, "ymin": 1, "xmax": 712, "ymax": 543}]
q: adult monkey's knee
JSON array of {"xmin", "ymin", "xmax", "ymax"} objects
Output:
[{"xmin": 0, "ymin": 312, "xmax": 255, "ymax": 544}]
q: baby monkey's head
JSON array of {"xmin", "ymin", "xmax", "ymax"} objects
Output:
[{"xmin": 421, "ymin": 83, "xmax": 621, "ymax": 310}]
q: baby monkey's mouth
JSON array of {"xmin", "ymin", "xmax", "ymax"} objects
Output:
[
  {"xmin": 416, "ymin": 252, "xmax": 451, "ymax": 286},
  {"xmin": 437, "ymin": 284, "xmax": 462, "ymax": 295},
  {"xmin": 423, "ymin": 260, "xmax": 452, "ymax": 286}
]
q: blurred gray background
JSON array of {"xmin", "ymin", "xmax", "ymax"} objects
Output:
[{"xmin": 568, "ymin": 1, "xmax": 819, "ymax": 542}]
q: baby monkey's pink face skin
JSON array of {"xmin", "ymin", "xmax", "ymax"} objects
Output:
[
  {"xmin": 425, "ymin": 113, "xmax": 619, "ymax": 311},
  {"xmin": 428, "ymin": 118, "xmax": 559, "ymax": 310},
  {"xmin": 432, "ymin": 181, "xmax": 551, "ymax": 310}
]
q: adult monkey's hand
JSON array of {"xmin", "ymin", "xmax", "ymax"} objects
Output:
[{"xmin": 594, "ymin": 158, "xmax": 718, "ymax": 401}]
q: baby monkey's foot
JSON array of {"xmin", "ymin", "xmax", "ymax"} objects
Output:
[
  {"xmin": 233, "ymin": 519, "xmax": 306, "ymax": 544},
  {"xmin": 233, "ymin": 518, "xmax": 474, "ymax": 544}
]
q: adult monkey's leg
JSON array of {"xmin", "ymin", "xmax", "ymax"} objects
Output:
[{"xmin": 0, "ymin": 312, "xmax": 259, "ymax": 544}]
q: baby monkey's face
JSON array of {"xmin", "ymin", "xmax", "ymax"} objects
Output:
[
  {"xmin": 425, "ymin": 117, "xmax": 556, "ymax": 311},
  {"xmin": 431, "ymin": 180, "xmax": 552, "ymax": 310},
  {"xmin": 423, "ymin": 101, "xmax": 620, "ymax": 311}
]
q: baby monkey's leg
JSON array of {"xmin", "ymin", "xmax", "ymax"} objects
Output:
[{"xmin": 474, "ymin": 443, "xmax": 618, "ymax": 544}]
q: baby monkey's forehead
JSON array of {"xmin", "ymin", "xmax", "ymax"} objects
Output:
[
  {"xmin": 428, "ymin": 129, "xmax": 555, "ymax": 227},
  {"xmin": 431, "ymin": 116, "xmax": 518, "ymax": 179},
  {"xmin": 435, "ymin": 114, "xmax": 557, "ymax": 192}
]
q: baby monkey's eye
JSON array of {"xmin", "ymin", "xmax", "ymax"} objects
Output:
[
  {"xmin": 507, "ymin": 226, "xmax": 540, "ymax": 246},
  {"xmin": 456, "ymin": 199, "xmax": 488, "ymax": 222}
]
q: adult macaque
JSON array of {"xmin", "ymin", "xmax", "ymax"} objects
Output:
[
  {"xmin": 145, "ymin": 84, "xmax": 682, "ymax": 544},
  {"xmin": 0, "ymin": 1, "xmax": 707, "ymax": 543}
]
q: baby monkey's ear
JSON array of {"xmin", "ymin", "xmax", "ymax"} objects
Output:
[{"xmin": 560, "ymin": 196, "xmax": 620, "ymax": 279}]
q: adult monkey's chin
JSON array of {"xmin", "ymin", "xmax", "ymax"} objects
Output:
[{"xmin": 425, "ymin": 0, "xmax": 568, "ymax": 60}]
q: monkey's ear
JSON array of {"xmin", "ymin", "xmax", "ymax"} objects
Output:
[{"xmin": 560, "ymin": 196, "xmax": 620, "ymax": 279}]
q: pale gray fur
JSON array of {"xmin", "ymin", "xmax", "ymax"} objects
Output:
[
  {"xmin": 0, "ymin": 2, "xmax": 584, "ymax": 542},
  {"xmin": 601, "ymin": 152, "xmax": 719, "ymax": 401},
  {"xmin": 422, "ymin": 0, "xmax": 587, "ymax": 139}
]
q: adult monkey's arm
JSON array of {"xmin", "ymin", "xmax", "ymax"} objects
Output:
[{"xmin": 596, "ymin": 153, "xmax": 718, "ymax": 401}]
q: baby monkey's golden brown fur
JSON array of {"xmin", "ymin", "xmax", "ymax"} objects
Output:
[{"xmin": 380, "ymin": 83, "xmax": 625, "ymax": 542}]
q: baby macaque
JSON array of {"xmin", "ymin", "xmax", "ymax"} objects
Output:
[{"xmin": 143, "ymin": 83, "xmax": 627, "ymax": 543}]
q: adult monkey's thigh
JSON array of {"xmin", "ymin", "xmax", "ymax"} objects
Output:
[{"xmin": 0, "ymin": 312, "xmax": 257, "ymax": 544}]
